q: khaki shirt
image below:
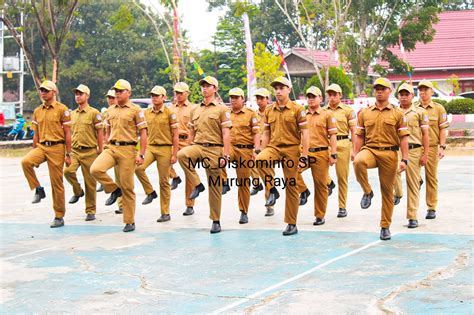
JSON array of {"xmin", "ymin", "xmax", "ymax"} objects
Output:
[
  {"xmin": 189, "ymin": 100, "xmax": 232, "ymax": 144},
  {"xmin": 105, "ymin": 101, "xmax": 147, "ymax": 142},
  {"xmin": 230, "ymin": 107, "xmax": 259, "ymax": 145},
  {"xmin": 356, "ymin": 104, "xmax": 410, "ymax": 147},
  {"xmin": 256, "ymin": 108, "xmax": 266, "ymax": 136},
  {"xmin": 70, "ymin": 104, "xmax": 102, "ymax": 148},
  {"xmin": 325, "ymin": 102, "xmax": 356, "ymax": 136},
  {"xmin": 416, "ymin": 100, "xmax": 449, "ymax": 146},
  {"xmin": 403, "ymin": 105, "xmax": 429, "ymax": 145},
  {"xmin": 171, "ymin": 100, "xmax": 195, "ymax": 137},
  {"xmin": 145, "ymin": 105, "xmax": 178, "ymax": 145},
  {"xmin": 307, "ymin": 107, "xmax": 337, "ymax": 148},
  {"xmin": 263, "ymin": 100, "xmax": 308, "ymax": 147},
  {"xmin": 32, "ymin": 101, "xmax": 71, "ymax": 143}
]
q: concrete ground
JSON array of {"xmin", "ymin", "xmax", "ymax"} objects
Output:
[{"xmin": 0, "ymin": 154, "xmax": 473, "ymax": 313}]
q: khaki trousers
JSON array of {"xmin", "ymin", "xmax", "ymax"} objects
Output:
[
  {"xmin": 177, "ymin": 145, "xmax": 223, "ymax": 221},
  {"xmin": 424, "ymin": 146, "xmax": 439, "ymax": 210},
  {"xmin": 169, "ymin": 142, "xmax": 194, "ymax": 208},
  {"xmin": 297, "ymin": 150, "xmax": 329, "ymax": 219},
  {"xmin": 327, "ymin": 139, "xmax": 351, "ymax": 209},
  {"xmin": 64, "ymin": 148, "xmax": 98, "ymax": 214},
  {"xmin": 90, "ymin": 145, "xmax": 137, "ymax": 224},
  {"xmin": 135, "ymin": 145, "xmax": 172, "ymax": 215},
  {"xmin": 394, "ymin": 147, "xmax": 422, "ymax": 219},
  {"xmin": 21, "ymin": 144, "xmax": 66, "ymax": 218},
  {"xmin": 257, "ymin": 145, "xmax": 299, "ymax": 224},
  {"xmin": 353, "ymin": 148, "xmax": 398, "ymax": 228}
]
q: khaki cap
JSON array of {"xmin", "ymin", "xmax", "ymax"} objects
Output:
[
  {"xmin": 174, "ymin": 82, "xmax": 190, "ymax": 93},
  {"xmin": 398, "ymin": 83, "xmax": 414, "ymax": 94},
  {"xmin": 149, "ymin": 85, "xmax": 167, "ymax": 96},
  {"xmin": 39, "ymin": 80, "xmax": 57, "ymax": 91},
  {"xmin": 270, "ymin": 76, "xmax": 292, "ymax": 88},
  {"xmin": 306, "ymin": 86, "xmax": 322, "ymax": 96},
  {"xmin": 326, "ymin": 83, "xmax": 342, "ymax": 94},
  {"xmin": 229, "ymin": 87, "xmax": 245, "ymax": 98},
  {"xmin": 106, "ymin": 89, "xmax": 116, "ymax": 98},
  {"xmin": 113, "ymin": 79, "xmax": 132, "ymax": 91},
  {"xmin": 73, "ymin": 84, "xmax": 90, "ymax": 95},
  {"xmin": 373, "ymin": 77, "xmax": 391, "ymax": 89},
  {"xmin": 418, "ymin": 80, "xmax": 433, "ymax": 89},
  {"xmin": 199, "ymin": 76, "xmax": 219, "ymax": 88},
  {"xmin": 254, "ymin": 88, "xmax": 270, "ymax": 98}
]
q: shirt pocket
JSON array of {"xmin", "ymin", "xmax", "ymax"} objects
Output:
[
  {"xmin": 429, "ymin": 116, "xmax": 438, "ymax": 126},
  {"xmin": 365, "ymin": 120, "xmax": 375, "ymax": 134},
  {"xmin": 78, "ymin": 117, "xmax": 92, "ymax": 132},
  {"xmin": 284, "ymin": 113, "xmax": 296, "ymax": 123},
  {"xmin": 384, "ymin": 119, "xmax": 396, "ymax": 132},
  {"xmin": 409, "ymin": 119, "xmax": 419, "ymax": 127}
]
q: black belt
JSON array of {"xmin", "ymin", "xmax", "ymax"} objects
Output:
[
  {"xmin": 74, "ymin": 146, "xmax": 96, "ymax": 150},
  {"xmin": 150, "ymin": 144, "xmax": 172, "ymax": 146},
  {"xmin": 196, "ymin": 143, "xmax": 223, "ymax": 147},
  {"xmin": 109, "ymin": 141, "xmax": 137, "ymax": 146},
  {"xmin": 233, "ymin": 144, "xmax": 254, "ymax": 149},
  {"xmin": 309, "ymin": 147, "xmax": 329, "ymax": 152},
  {"xmin": 40, "ymin": 141, "xmax": 65, "ymax": 146},
  {"xmin": 368, "ymin": 146, "xmax": 399, "ymax": 151},
  {"xmin": 408, "ymin": 143, "xmax": 422, "ymax": 150},
  {"xmin": 337, "ymin": 135, "xmax": 349, "ymax": 140},
  {"xmin": 276, "ymin": 144, "xmax": 298, "ymax": 148},
  {"xmin": 179, "ymin": 135, "xmax": 188, "ymax": 140}
]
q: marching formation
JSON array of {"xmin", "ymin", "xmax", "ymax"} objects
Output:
[{"xmin": 20, "ymin": 76, "xmax": 449, "ymax": 240}]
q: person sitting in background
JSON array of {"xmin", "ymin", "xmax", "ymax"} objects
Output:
[{"xmin": 8, "ymin": 113, "xmax": 26, "ymax": 140}]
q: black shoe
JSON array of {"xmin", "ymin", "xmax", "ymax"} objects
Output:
[
  {"xmin": 142, "ymin": 190, "xmax": 157, "ymax": 205},
  {"xmin": 282, "ymin": 224, "xmax": 298, "ymax": 236},
  {"xmin": 222, "ymin": 184, "xmax": 231, "ymax": 195},
  {"xmin": 123, "ymin": 223, "xmax": 135, "ymax": 232},
  {"xmin": 32, "ymin": 186, "xmax": 46, "ymax": 204},
  {"xmin": 170, "ymin": 176, "xmax": 182, "ymax": 190},
  {"xmin": 157, "ymin": 214, "xmax": 171, "ymax": 222},
  {"xmin": 69, "ymin": 190, "xmax": 85, "ymax": 204},
  {"xmin": 265, "ymin": 207, "xmax": 274, "ymax": 217},
  {"xmin": 337, "ymin": 208, "xmax": 347, "ymax": 218},
  {"xmin": 328, "ymin": 180, "xmax": 336, "ymax": 196},
  {"xmin": 189, "ymin": 183, "xmax": 205, "ymax": 200},
  {"xmin": 105, "ymin": 188, "xmax": 122, "ymax": 206},
  {"xmin": 85, "ymin": 214, "xmax": 96, "ymax": 221},
  {"xmin": 426, "ymin": 210, "xmax": 436, "ymax": 219},
  {"xmin": 250, "ymin": 183, "xmax": 263, "ymax": 196},
  {"xmin": 419, "ymin": 179, "xmax": 424, "ymax": 189},
  {"xmin": 360, "ymin": 191, "xmax": 374, "ymax": 209},
  {"xmin": 50, "ymin": 217, "xmax": 64, "ymax": 228},
  {"xmin": 210, "ymin": 221, "xmax": 221, "ymax": 234},
  {"xmin": 380, "ymin": 228, "xmax": 391, "ymax": 240},
  {"xmin": 115, "ymin": 208, "xmax": 123, "ymax": 214},
  {"xmin": 96, "ymin": 184, "xmax": 104, "ymax": 192},
  {"xmin": 408, "ymin": 219, "xmax": 418, "ymax": 228},
  {"xmin": 183, "ymin": 207, "xmax": 194, "ymax": 216},
  {"xmin": 394, "ymin": 195, "xmax": 402, "ymax": 206},
  {"xmin": 265, "ymin": 188, "xmax": 280, "ymax": 207},
  {"xmin": 313, "ymin": 218, "xmax": 325, "ymax": 226},
  {"xmin": 239, "ymin": 212, "xmax": 248, "ymax": 224},
  {"xmin": 299, "ymin": 189, "xmax": 311, "ymax": 206}
]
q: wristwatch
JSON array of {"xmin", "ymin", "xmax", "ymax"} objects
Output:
[
  {"xmin": 331, "ymin": 153, "xmax": 337, "ymax": 159},
  {"xmin": 401, "ymin": 159, "xmax": 409, "ymax": 165},
  {"xmin": 440, "ymin": 145, "xmax": 446, "ymax": 150}
]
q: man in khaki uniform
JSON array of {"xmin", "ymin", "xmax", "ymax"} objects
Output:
[
  {"xmin": 353, "ymin": 77, "xmax": 409, "ymax": 240},
  {"xmin": 21, "ymin": 80, "xmax": 72, "ymax": 228},
  {"xmin": 297, "ymin": 86, "xmax": 337, "ymax": 225},
  {"xmin": 324, "ymin": 83, "xmax": 356, "ymax": 218},
  {"xmin": 90, "ymin": 79, "xmax": 148, "ymax": 232},
  {"xmin": 177, "ymin": 76, "xmax": 232, "ymax": 234},
  {"xmin": 393, "ymin": 83, "xmax": 429, "ymax": 228},
  {"xmin": 416, "ymin": 80, "xmax": 449, "ymax": 219},
  {"xmin": 135, "ymin": 86, "xmax": 179, "ymax": 222},
  {"xmin": 256, "ymin": 76, "xmax": 309, "ymax": 236},
  {"xmin": 223, "ymin": 87, "xmax": 260, "ymax": 224},
  {"xmin": 169, "ymin": 82, "xmax": 197, "ymax": 216},
  {"xmin": 64, "ymin": 84, "xmax": 104, "ymax": 221}
]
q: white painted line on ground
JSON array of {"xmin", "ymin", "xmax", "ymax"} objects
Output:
[
  {"xmin": 3, "ymin": 246, "xmax": 59, "ymax": 261},
  {"xmin": 212, "ymin": 233, "xmax": 399, "ymax": 314}
]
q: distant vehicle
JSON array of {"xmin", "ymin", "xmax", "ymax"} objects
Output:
[
  {"xmin": 130, "ymin": 98, "xmax": 172, "ymax": 109},
  {"xmin": 458, "ymin": 91, "xmax": 474, "ymax": 99}
]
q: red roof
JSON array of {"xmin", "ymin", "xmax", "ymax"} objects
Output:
[
  {"xmin": 389, "ymin": 10, "xmax": 474, "ymax": 70},
  {"xmin": 289, "ymin": 47, "xmax": 339, "ymax": 67}
]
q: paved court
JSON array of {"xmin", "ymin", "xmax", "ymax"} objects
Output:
[{"xmin": 0, "ymin": 155, "xmax": 473, "ymax": 313}]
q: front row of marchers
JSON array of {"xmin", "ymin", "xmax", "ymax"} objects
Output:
[{"xmin": 21, "ymin": 76, "xmax": 449, "ymax": 240}]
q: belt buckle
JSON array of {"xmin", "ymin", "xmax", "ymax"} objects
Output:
[
  {"xmin": 202, "ymin": 143, "xmax": 209, "ymax": 147},
  {"xmin": 116, "ymin": 142, "xmax": 121, "ymax": 146},
  {"xmin": 45, "ymin": 141, "xmax": 51, "ymax": 146}
]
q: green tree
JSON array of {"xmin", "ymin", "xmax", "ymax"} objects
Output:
[
  {"xmin": 304, "ymin": 67, "xmax": 352, "ymax": 99},
  {"xmin": 252, "ymin": 42, "xmax": 284, "ymax": 91}
]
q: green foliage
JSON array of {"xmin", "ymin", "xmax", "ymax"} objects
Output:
[
  {"xmin": 252, "ymin": 42, "xmax": 284, "ymax": 91},
  {"xmin": 110, "ymin": 5, "xmax": 134, "ymax": 31},
  {"xmin": 304, "ymin": 67, "xmax": 352, "ymax": 98},
  {"xmin": 188, "ymin": 81, "xmax": 203, "ymax": 104},
  {"xmin": 432, "ymin": 98, "xmax": 448, "ymax": 106},
  {"xmin": 444, "ymin": 98, "xmax": 474, "ymax": 114}
]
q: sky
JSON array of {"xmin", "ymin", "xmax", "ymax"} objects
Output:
[{"xmin": 142, "ymin": 0, "xmax": 226, "ymax": 51}]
